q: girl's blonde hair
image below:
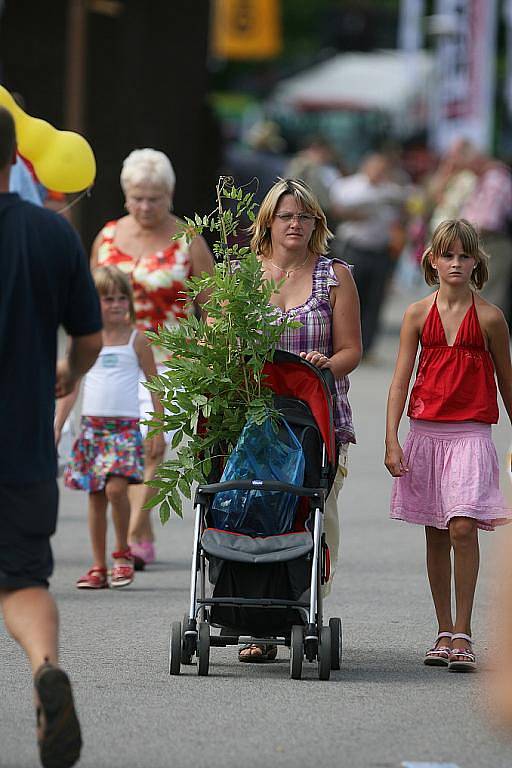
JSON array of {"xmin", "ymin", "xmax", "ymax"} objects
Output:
[
  {"xmin": 422, "ymin": 219, "xmax": 489, "ymax": 290},
  {"xmin": 92, "ymin": 265, "xmax": 136, "ymax": 323},
  {"xmin": 249, "ymin": 178, "xmax": 333, "ymax": 257}
]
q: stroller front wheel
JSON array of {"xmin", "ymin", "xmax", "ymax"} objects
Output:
[
  {"xmin": 197, "ymin": 622, "xmax": 210, "ymax": 676},
  {"xmin": 317, "ymin": 626, "xmax": 331, "ymax": 681},
  {"xmin": 169, "ymin": 621, "xmax": 182, "ymax": 676},
  {"xmin": 329, "ymin": 617, "xmax": 342, "ymax": 670},
  {"xmin": 290, "ymin": 625, "xmax": 304, "ymax": 680}
]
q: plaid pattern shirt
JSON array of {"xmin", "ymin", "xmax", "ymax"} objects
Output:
[{"xmin": 275, "ymin": 256, "xmax": 355, "ymax": 445}]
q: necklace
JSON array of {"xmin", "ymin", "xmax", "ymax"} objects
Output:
[{"xmin": 265, "ymin": 252, "xmax": 310, "ymax": 278}]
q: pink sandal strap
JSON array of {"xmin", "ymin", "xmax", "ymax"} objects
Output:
[
  {"xmin": 450, "ymin": 649, "xmax": 475, "ymax": 659},
  {"xmin": 452, "ymin": 632, "xmax": 473, "ymax": 644}
]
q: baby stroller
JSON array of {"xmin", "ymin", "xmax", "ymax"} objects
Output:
[{"xmin": 168, "ymin": 350, "xmax": 342, "ymax": 680}]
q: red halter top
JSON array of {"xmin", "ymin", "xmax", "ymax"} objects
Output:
[{"xmin": 407, "ymin": 293, "xmax": 498, "ymax": 423}]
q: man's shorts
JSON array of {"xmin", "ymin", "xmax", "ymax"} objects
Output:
[{"xmin": 0, "ymin": 481, "xmax": 58, "ymax": 590}]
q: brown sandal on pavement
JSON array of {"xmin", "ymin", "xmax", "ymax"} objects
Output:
[
  {"xmin": 110, "ymin": 549, "xmax": 135, "ymax": 588},
  {"xmin": 238, "ymin": 644, "xmax": 278, "ymax": 663},
  {"xmin": 76, "ymin": 567, "xmax": 108, "ymax": 590},
  {"xmin": 424, "ymin": 631, "xmax": 453, "ymax": 667},
  {"xmin": 34, "ymin": 661, "xmax": 82, "ymax": 768},
  {"xmin": 448, "ymin": 633, "xmax": 477, "ymax": 672}
]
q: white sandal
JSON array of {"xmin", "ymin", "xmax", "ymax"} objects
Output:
[
  {"xmin": 448, "ymin": 633, "xmax": 476, "ymax": 672},
  {"xmin": 424, "ymin": 631, "xmax": 453, "ymax": 666}
]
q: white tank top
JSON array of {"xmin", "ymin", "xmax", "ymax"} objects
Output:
[{"xmin": 82, "ymin": 329, "xmax": 141, "ymax": 418}]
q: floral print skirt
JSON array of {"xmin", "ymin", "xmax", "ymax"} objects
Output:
[{"xmin": 64, "ymin": 416, "xmax": 144, "ymax": 492}]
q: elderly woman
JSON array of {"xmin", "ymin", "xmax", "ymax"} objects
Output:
[
  {"xmin": 91, "ymin": 148, "xmax": 214, "ymax": 566},
  {"xmin": 238, "ymin": 178, "xmax": 362, "ymax": 661}
]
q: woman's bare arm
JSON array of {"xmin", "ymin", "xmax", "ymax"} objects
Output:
[
  {"xmin": 189, "ymin": 236, "xmax": 215, "ymax": 318},
  {"xmin": 485, "ymin": 305, "xmax": 512, "ymax": 424},
  {"xmin": 304, "ymin": 263, "xmax": 362, "ymax": 378},
  {"xmin": 90, "ymin": 231, "xmax": 103, "ymax": 269}
]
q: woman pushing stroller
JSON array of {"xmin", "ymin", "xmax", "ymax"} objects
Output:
[{"xmin": 238, "ymin": 178, "xmax": 362, "ymax": 660}]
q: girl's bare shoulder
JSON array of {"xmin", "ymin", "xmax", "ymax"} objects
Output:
[
  {"xmin": 474, "ymin": 293, "xmax": 508, "ymax": 329},
  {"xmin": 404, "ymin": 293, "xmax": 435, "ymax": 327}
]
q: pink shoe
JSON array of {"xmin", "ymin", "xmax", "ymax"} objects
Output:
[{"xmin": 129, "ymin": 540, "xmax": 155, "ymax": 566}]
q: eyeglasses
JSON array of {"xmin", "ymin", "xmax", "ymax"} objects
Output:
[{"xmin": 274, "ymin": 212, "xmax": 316, "ymax": 223}]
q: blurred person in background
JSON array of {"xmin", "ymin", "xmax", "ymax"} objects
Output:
[
  {"xmin": 222, "ymin": 120, "xmax": 287, "ymax": 204},
  {"xmin": 426, "ymin": 138, "xmax": 477, "ymax": 234},
  {"xmin": 91, "ymin": 148, "xmax": 214, "ymax": 568},
  {"xmin": 285, "ymin": 135, "xmax": 344, "ymax": 229},
  {"xmin": 9, "ymin": 152, "xmax": 43, "ymax": 205},
  {"xmin": 459, "ymin": 149, "xmax": 512, "ymax": 320},
  {"xmin": 330, "ymin": 152, "xmax": 406, "ymax": 357}
]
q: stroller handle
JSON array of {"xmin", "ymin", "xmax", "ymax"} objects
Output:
[{"xmin": 196, "ymin": 479, "xmax": 326, "ymax": 499}]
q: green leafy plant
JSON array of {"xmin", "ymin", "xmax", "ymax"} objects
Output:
[{"xmin": 145, "ymin": 177, "xmax": 300, "ymax": 523}]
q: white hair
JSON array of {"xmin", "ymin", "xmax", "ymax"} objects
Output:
[{"xmin": 120, "ymin": 148, "xmax": 176, "ymax": 196}]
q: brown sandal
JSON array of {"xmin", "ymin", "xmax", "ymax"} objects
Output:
[{"xmin": 238, "ymin": 644, "xmax": 278, "ymax": 663}]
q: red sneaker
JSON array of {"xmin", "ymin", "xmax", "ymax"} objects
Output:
[
  {"xmin": 110, "ymin": 549, "xmax": 135, "ymax": 588},
  {"xmin": 76, "ymin": 567, "xmax": 108, "ymax": 589}
]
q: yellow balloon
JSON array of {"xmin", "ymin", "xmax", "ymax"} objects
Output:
[{"xmin": 0, "ymin": 85, "xmax": 96, "ymax": 193}]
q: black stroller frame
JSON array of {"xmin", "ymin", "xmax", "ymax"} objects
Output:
[{"xmin": 168, "ymin": 351, "xmax": 342, "ymax": 680}]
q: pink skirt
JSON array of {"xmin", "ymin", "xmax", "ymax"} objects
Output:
[{"xmin": 390, "ymin": 419, "xmax": 511, "ymax": 531}]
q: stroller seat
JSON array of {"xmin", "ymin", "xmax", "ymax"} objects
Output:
[{"xmin": 201, "ymin": 528, "xmax": 313, "ymax": 564}]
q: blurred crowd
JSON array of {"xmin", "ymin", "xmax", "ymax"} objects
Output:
[{"xmin": 223, "ymin": 124, "xmax": 512, "ymax": 357}]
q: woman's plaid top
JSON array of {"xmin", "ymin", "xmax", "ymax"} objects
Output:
[{"xmin": 274, "ymin": 256, "xmax": 355, "ymax": 445}]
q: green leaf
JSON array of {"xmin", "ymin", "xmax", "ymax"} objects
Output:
[
  {"xmin": 159, "ymin": 499, "xmax": 171, "ymax": 525},
  {"xmin": 171, "ymin": 429, "xmax": 183, "ymax": 450}
]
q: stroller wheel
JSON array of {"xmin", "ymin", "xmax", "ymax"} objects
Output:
[
  {"xmin": 290, "ymin": 625, "xmax": 304, "ymax": 680},
  {"xmin": 197, "ymin": 622, "xmax": 210, "ymax": 676},
  {"xmin": 181, "ymin": 614, "xmax": 194, "ymax": 665},
  {"xmin": 169, "ymin": 621, "xmax": 182, "ymax": 676},
  {"xmin": 317, "ymin": 626, "xmax": 331, "ymax": 681},
  {"xmin": 329, "ymin": 617, "xmax": 342, "ymax": 670}
]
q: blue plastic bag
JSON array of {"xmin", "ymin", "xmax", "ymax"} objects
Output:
[{"xmin": 210, "ymin": 417, "xmax": 305, "ymax": 536}]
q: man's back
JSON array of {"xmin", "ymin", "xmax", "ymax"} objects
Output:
[{"xmin": 0, "ymin": 192, "xmax": 101, "ymax": 484}]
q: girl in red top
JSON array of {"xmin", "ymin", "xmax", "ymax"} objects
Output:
[{"xmin": 385, "ymin": 219, "xmax": 512, "ymax": 672}]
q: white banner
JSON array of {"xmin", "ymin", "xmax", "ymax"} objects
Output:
[
  {"xmin": 431, "ymin": 0, "xmax": 498, "ymax": 152},
  {"xmin": 398, "ymin": 0, "xmax": 425, "ymax": 53}
]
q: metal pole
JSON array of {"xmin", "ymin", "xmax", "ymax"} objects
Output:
[{"xmin": 64, "ymin": 0, "xmax": 88, "ymax": 230}]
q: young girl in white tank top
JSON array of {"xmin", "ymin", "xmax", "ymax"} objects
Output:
[{"xmin": 55, "ymin": 266, "xmax": 164, "ymax": 589}]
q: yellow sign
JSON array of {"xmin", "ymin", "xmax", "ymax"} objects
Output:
[{"xmin": 211, "ymin": 0, "xmax": 282, "ymax": 60}]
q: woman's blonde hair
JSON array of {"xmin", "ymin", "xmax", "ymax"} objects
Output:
[
  {"xmin": 92, "ymin": 265, "xmax": 136, "ymax": 323},
  {"xmin": 422, "ymin": 219, "xmax": 489, "ymax": 290},
  {"xmin": 249, "ymin": 178, "xmax": 333, "ymax": 257}
]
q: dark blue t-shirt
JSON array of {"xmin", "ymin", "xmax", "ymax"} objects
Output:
[{"xmin": 0, "ymin": 193, "xmax": 102, "ymax": 484}]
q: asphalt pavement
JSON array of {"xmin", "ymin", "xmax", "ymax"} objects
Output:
[{"xmin": 2, "ymin": 280, "xmax": 512, "ymax": 768}]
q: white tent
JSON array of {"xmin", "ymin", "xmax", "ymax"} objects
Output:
[{"xmin": 271, "ymin": 50, "xmax": 433, "ymax": 136}]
